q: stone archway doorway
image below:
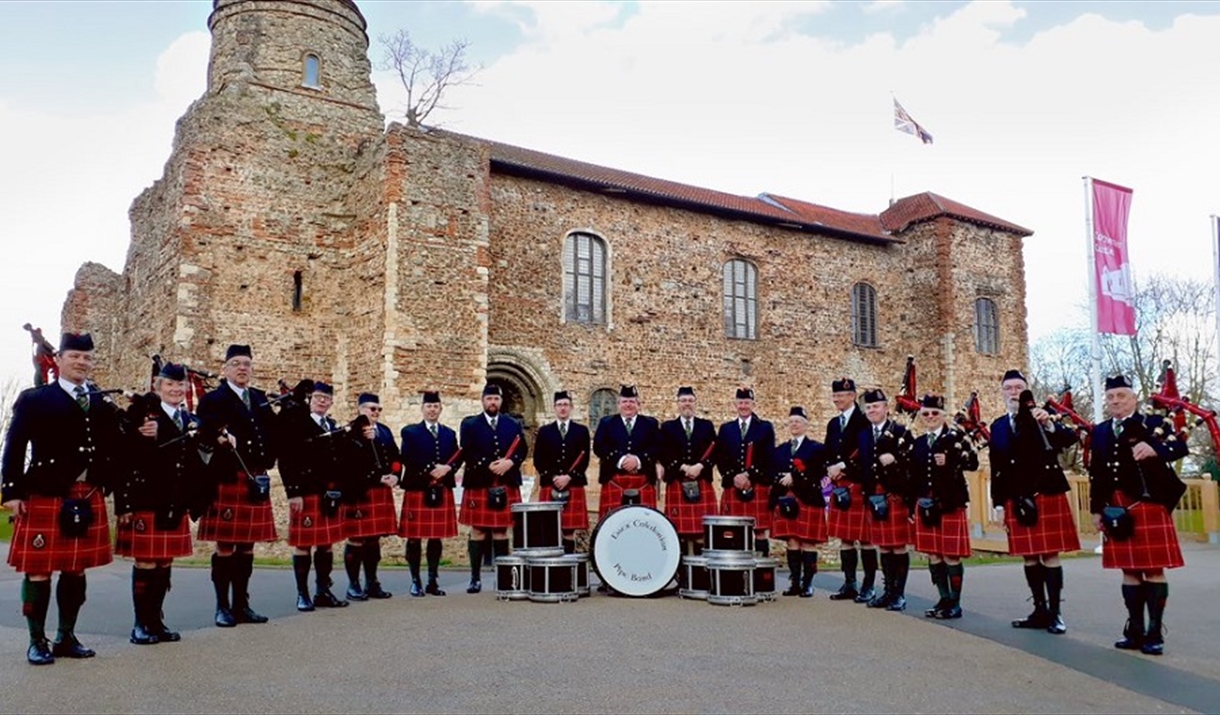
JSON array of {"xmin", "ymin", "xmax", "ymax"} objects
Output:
[{"xmin": 485, "ymin": 360, "xmax": 545, "ymax": 451}]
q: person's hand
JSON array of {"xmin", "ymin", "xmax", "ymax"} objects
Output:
[
  {"xmin": 1092, "ymin": 513, "xmax": 1103, "ymax": 530},
  {"xmin": 686, "ymin": 463, "xmax": 704, "ymax": 479},
  {"xmin": 380, "ymin": 474, "xmax": 399, "ymax": 487},
  {"xmin": 289, "ymin": 497, "xmax": 304, "ymax": 513},
  {"xmin": 733, "ymin": 473, "xmax": 750, "ymax": 490},
  {"xmin": 1132, "ymin": 442, "xmax": 1158, "ymax": 461},
  {"xmin": 553, "ymin": 474, "xmax": 572, "ymax": 490},
  {"xmin": 2, "ymin": 499, "xmax": 25, "ymax": 516},
  {"xmin": 490, "ymin": 459, "xmax": 511, "ymax": 476},
  {"xmin": 1032, "ymin": 407, "xmax": 1051, "ymax": 425},
  {"xmin": 933, "ymin": 453, "xmax": 946, "ymax": 467},
  {"xmin": 779, "ymin": 475, "xmax": 794, "ymax": 488},
  {"xmin": 878, "ymin": 453, "xmax": 895, "ymax": 467},
  {"xmin": 362, "ymin": 425, "xmax": 375, "ymax": 440},
  {"xmin": 430, "ymin": 464, "xmax": 452, "ymax": 480},
  {"xmin": 827, "ymin": 463, "xmax": 844, "ymax": 480},
  {"xmin": 621, "ymin": 455, "xmax": 640, "ymax": 473},
  {"xmin": 138, "ymin": 418, "xmax": 158, "ymax": 439}
]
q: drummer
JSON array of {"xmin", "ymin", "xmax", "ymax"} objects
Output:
[
  {"xmin": 659, "ymin": 386, "xmax": 719, "ymax": 556},
  {"xmin": 771, "ymin": 407, "xmax": 829, "ymax": 597},
  {"xmin": 716, "ymin": 387, "xmax": 776, "ymax": 557},
  {"xmin": 593, "ymin": 385, "xmax": 660, "ymax": 521},
  {"xmin": 534, "ymin": 391, "xmax": 591, "ymax": 554}
]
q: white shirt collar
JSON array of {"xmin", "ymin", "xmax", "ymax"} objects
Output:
[
  {"xmin": 162, "ymin": 401, "xmax": 183, "ymax": 420},
  {"xmin": 739, "ymin": 415, "xmax": 752, "ymax": 427},
  {"xmin": 312, "ymin": 412, "xmax": 329, "ymax": 426},
  {"xmin": 926, "ymin": 427, "xmax": 942, "ymax": 440},
  {"xmin": 840, "ymin": 406, "xmax": 855, "ymax": 421},
  {"xmin": 486, "ymin": 413, "xmax": 498, "ymax": 426},
  {"xmin": 58, "ymin": 377, "xmax": 86, "ymax": 398},
  {"xmin": 227, "ymin": 381, "xmax": 248, "ymax": 399},
  {"xmin": 793, "ymin": 435, "xmax": 803, "ymax": 447}
]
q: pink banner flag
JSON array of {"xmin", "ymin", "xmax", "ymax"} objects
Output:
[{"xmin": 1092, "ymin": 179, "xmax": 1136, "ymax": 335}]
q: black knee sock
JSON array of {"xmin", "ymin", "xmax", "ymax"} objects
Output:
[
  {"xmin": 231, "ymin": 549, "xmax": 255, "ymax": 610},
  {"xmin": 292, "ymin": 554, "xmax": 312, "ymax": 597},
  {"xmin": 1023, "ymin": 562, "xmax": 1047, "ymax": 609},
  {"xmin": 55, "ymin": 573, "xmax": 87, "ymax": 640},
  {"xmin": 344, "ymin": 543, "xmax": 363, "ymax": 587},
  {"xmin": 860, "ymin": 548, "xmax": 878, "ymax": 590},
  {"xmin": 1121, "ymin": 583, "xmax": 1146, "ymax": 638},
  {"xmin": 877, "ymin": 552, "xmax": 893, "ymax": 595},
  {"xmin": 363, "ymin": 540, "xmax": 383, "ymax": 585},
  {"xmin": 211, "ymin": 553, "xmax": 233, "ymax": 610},
  {"xmin": 154, "ymin": 566, "xmax": 173, "ymax": 629},
  {"xmin": 801, "ymin": 551, "xmax": 818, "ymax": 588},
  {"xmin": 840, "ymin": 548, "xmax": 858, "ymax": 586},
  {"xmin": 314, "ymin": 549, "xmax": 334, "ymax": 593},
  {"xmin": 1044, "ymin": 565, "xmax": 1064, "ymax": 615},
  {"xmin": 947, "ymin": 563, "xmax": 964, "ymax": 606},
  {"xmin": 468, "ymin": 539, "xmax": 482, "ymax": 581},
  {"xmin": 131, "ymin": 567, "xmax": 156, "ymax": 626},
  {"xmin": 786, "ymin": 550, "xmax": 802, "ymax": 585},
  {"xmin": 483, "ymin": 533, "xmax": 494, "ymax": 566},
  {"xmin": 426, "ymin": 539, "xmax": 443, "ymax": 581},
  {"xmin": 893, "ymin": 553, "xmax": 910, "ymax": 597},
  {"xmin": 930, "ymin": 562, "xmax": 950, "ymax": 601},
  {"xmin": 1144, "ymin": 582, "xmax": 1168, "ymax": 641},
  {"xmin": 492, "ymin": 539, "xmax": 510, "ymax": 558},
  {"xmin": 22, "ymin": 577, "xmax": 51, "ymax": 644},
  {"xmin": 407, "ymin": 539, "xmax": 423, "ymax": 582}
]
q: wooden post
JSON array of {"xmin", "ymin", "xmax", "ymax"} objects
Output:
[{"xmin": 1200, "ymin": 479, "xmax": 1219, "ymax": 545}]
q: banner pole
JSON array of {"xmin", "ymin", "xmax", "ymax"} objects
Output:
[
  {"xmin": 1085, "ymin": 176, "xmax": 1104, "ymax": 423},
  {"xmin": 1213, "ymin": 215, "xmax": 1219, "ymax": 400}
]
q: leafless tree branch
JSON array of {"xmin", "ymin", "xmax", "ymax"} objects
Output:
[{"xmin": 378, "ymin": 30, "xmax": 478, "ymax": 128}]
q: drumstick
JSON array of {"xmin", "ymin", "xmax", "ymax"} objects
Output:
[
  {"xmin": 445, "ymin": 448, "xmax": 462, "ymax": 467},
  {"xmin": 699, "ymin": 440, "xmax": 716, "ymax": 463},
  {"xmin": 503, "ymin": 436, "xmax": 521, "ymax": 460},
  {"xmin": 745, "ymin": 442, "xmax": 754, "ymax": 470},
  {"xmin": 567, "ymin": 450, "xmax": 586, "ymax": 473}
]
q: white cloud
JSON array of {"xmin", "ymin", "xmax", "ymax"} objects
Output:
[{"xmin": 863, "ymin": 0, "xmax": 905, "ymax": 14}]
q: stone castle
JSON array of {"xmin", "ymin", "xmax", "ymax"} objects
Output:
[{"xmin": 63, "ymin": 0, "xmax": 1033, "ymax": 438}]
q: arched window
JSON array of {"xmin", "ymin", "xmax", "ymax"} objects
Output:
[
  {"xmin": 852, "ymin": 282, "xmax": 878, "ymax": 347},
  {"xmin": 974, "ymin": 297, "xmax": 999, "ymax": 354},
  {"xmin": 589, "ymin": 388, "xmax": 618, "ymax": 430},
  {"xmin": 723, "ymin": 259, "xmax": 758, "ymax": 340},
  {"xmin": 563, "ymin": 232, "xmax": 607, "ymax": 325},
  {"xmin": 302, "ymin": 53, "xmax": 321, "ymax": 88}
]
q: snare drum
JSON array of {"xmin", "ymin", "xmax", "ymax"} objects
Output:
[
  {"xmin": 563, "ymin": 553, "xmax": 591, "ymax": 598},
  {"xmin": 591, "ymin": 505, "xmax": 681, "ymax": 597},
  {"xmin": 679, "ymin": 555, "xmax": 710, "ymax": 600},
  {"xmin": 512, "ymin": 502, "xmax": 564, "ymax": 553},
  {"xmin": 707, "ymin": 552, "xmax": 757, "ymax": 606},
  {"xmin": 753, "ymin": 557, "xmax": 778, "ymax": 602},
  {"xmin": 528, "ymin": 556, "xmax": 579, "ymax": 603},
  {"xmin": 494, "ymin": 555, "xmax": 530, "ymax": 601},
  {"xmin": 703, "ymin": 515, "xmax": 756, "ymax": 556}
]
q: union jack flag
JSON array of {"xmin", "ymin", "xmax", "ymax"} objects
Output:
[{"xmin": 894, "ymin": 98, "xmax": 933, "ymax": 145}]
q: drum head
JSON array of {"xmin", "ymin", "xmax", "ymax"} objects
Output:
[{"xmin": 591, "ymin": 505, "xmax": 680, "ymax": 597}]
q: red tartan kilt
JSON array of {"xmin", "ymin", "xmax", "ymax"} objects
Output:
[
  {"xmin": 914, "ymin": 507, "xmax": 972, "ymax": 558},
  {"xmin": 720, "ymin": 484, "xmax": 772, "ymax": 531},
  {"xmin": 345, "ymin": 486, "xmax": 399, "ymax": 538},
  {"xmin": 399, "ymin": 489, "xmax": 459, "ymax": 539},
  {"xmin": 458, "ymin": 486, "xmax": 522, "ymax": 531},
  {"xmin": 115, "ymin": 511, "xmax": 192, "ymax": 561},
  {"xmin": 770, "ymin": 500, "xmax": 828, "ymax": 543},
  {"xmin": 539, "ymin": 486, "xmax": 590, "ymax": 531},
  {"xmin": 664, "ymin": 481, "xmax": 718, "ymax": 536},
  {"xmin": 288, "ymin": 494, "xmax": 346, "ymax": 547},
  {"xmin": 7, "ymin": 485, "xmax": 112, "ymax": 574},
  {"xmin": 869, "ymin": 494, "xmax": 912, "ymax": 548},
  {"xmin": 598, "ymin": 475, "xmax": 658, "ymax": 522},
  {"xmin": 195, "ymin": 480, "xmax": 278, "ymax": 543},
  {"xmin": 1004, "ymin": 492, "xmax": 1082, "ymax": 556},
  {"xmin": 827, "ymin": 482, "xmax": 872, "ymax": 543},
  {"xmin": 1102, "ymin": 490, "xmax": 1184, "ymax": 570}
]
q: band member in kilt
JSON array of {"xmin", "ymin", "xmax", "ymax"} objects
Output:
[
  {"xmin": 343, "ymin": 392, "xmax": 400, "ymax": 601},
  {"xmin": 534, "ymin": 391, "xmax": 591, "ymax": 554},
  {"xmin": 115, "ymin": 363, "xmax": 209, "ymax": 645},
  {"xmin": 399, "ymin": 391, "xmax": 460, "ymax": 596},
  {"xmin": 195, "ymin": 344, "xmax": 278, "ymax": 627},
  {"xmin": 857, "ymin": 388, "xmax": 912, "ymax": 611},
  {"xmin": 824, "ymin": 377, "xmax": 876, "ymax": 602},
  {"xmin": 990, "ymin": 369, "xmax": 1081, "ymax": 635},
  {"xmin": 279, "ymin": 382, "xmax": 349, "ymax": 611},
  {"xmin": 909, "ymin": 394, "xmax": 978, "ymax": 619},
  {"xmin": 594, "ymin": 385, "xmax": 660, "ymax": 520},
  {"xmin": 717, "ymin": 387, "xmax": 776, "ymax": 556},
  {"xmin": 771, "ymin": 407, "xmax": 828, "ymax": 598},
  {"xmin": 1089, "ymin": 374, "xmax": 1188, "ymax": 656},
  {"xmin": 459, "ymin": 384, "xmax": 528, "ymax": 594},
  {"xmin": 2, "ymin": 333, "xmax": 124, "ymax": 665},
  {"xmin": 659, "ymin": 387, "xmax": 718, "ymax": 556}
]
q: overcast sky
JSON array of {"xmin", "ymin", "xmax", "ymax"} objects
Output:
[{"xmin": 1, "ymin": 0, "xmax": 1218, "ymax": 389}]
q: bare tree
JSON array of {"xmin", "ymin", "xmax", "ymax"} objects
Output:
[
  {"xmin": 379, "ymin": 30, "xmax": 478, "ymax": 128},
  {"xmin": 0, "ymin": 376, "xmax": 30, "ymax": 449}
]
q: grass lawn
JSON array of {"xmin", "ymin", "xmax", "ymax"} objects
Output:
[{"xmin": 0, "ymin": 516, "xmax": 12, "ymax": 542}]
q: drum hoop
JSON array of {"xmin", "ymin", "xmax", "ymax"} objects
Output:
[
  {"xmin": 703, "ymin": 515, "xmax": 756, "ymax": 526},
  {"xmin": 512, "ymin": 501, "xmax": 566, "ymax": 513},
  {"xmin": 590, "ymin": 505, "xmax": 680, "ymax": 597}
]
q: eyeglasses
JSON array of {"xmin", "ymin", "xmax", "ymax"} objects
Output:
[
  {"xmin": 919, "ymin": 410, "xmax": 942, "ymax": 417},
  {"xmin": 227, "ymin": 359, "xmax": 252, "ymax": 368},
  {"xmin": 364, "ymin": 407, "xmax": 383, "ymax": 412}
]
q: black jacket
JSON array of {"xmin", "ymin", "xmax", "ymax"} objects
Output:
[
  {"xmin": 401, "ymin": 421, "xmax": 460, "ymax": 491},
  {"xmin": 857, "ymin": 419, "xmax": 912, "ymax": 504},
  {"xmin": 533, "ymin": 420, "xmax": 591, "ymax": 488},
  {"xmin": 907, "ymin": 426, "xmax": 978, "ymax": 511},
  {"xmin": 1088, "ymin": 414, "xmax": 1188, "ymax": 513},
  {"xmin": 593, "ymin": 414, "xmax": 660, "ymax": 485},
  {"xmin": 715, "ymin": 415, "xmax": 777, "ymax": 488},
  {"xmin": 195, "ymin": 380, "xmax": 277, "ymax": 485},
  {"xmin": 824, "ymin": 405, "xmax": 871, "ymax": 483},
  {"xmin": 772, "ymin": 436, "xmax": 827, "ymax": 507},
  {"xmin": 277, "ymin": 409, "xmax": 349, "ymax": 499},
  {"xmin": 989, "ymin": 412, "xmax": 1075, "ymax": 504},
  {"xmin": 116, "ymin": 403, "xmax": 212, "ymax": 517},
  {"xmin": 658, "ymin": 416, "xmax": 717, "ymax": 484},
  {"xmin": 460, "ymin": 413, "xmax": 528, "ymax": 489},
  {"xmin": 349, "ymin": 422, "xmax": 400, "ymax": 498}
]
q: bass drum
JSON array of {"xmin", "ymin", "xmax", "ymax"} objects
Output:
[{"xmin": 591, "ymin": 505, "xmax": 681, "ymax": 597}]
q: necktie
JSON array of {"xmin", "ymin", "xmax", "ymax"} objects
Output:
[
  {"xmin": 73, "ymin": 385, "xmax": 89, "ymax": 412},
  {"xmin": 241, "ymin": 389, "xmax": 251, "ymax": 410},
  {"xmin": 559, "ymin": 422, "xmax": 567, "ymax": 438},
  {"xmin": 490, "ymin": 416, "xmax": 498, "ymax": 431},
  {"xmin": 625, "ymin": 418, "xmax": 633, "ymax": 434},
  {"xmin": 1114, "ymin": 419, "xmax": 1123, "ymax": 437},
  {"xmin": 173, "ymin": 408, "xmax": 184, "ymax": 432},
  {"xmin": 739, "ymin": 419, "xmax": 747, "ymax": 436},
  {"xmin": 927, "ymin": 432, "xmax": 935, "ymax": 448},
  {"xmin": 790, "ymin": 439, "xmax": 798, "ymax": 455},
  {"xmin": 325, "ymin": 417, "xmax": 334, "ymax": 431},
  {"xmin": 840, "ymin": 414, "xmax": 847, "ymax": 431},
  {"xmin": 684, "ymin": 419, "xmax": 692, "ymax": 439},
  {"xmin": 874, "ymin": 426, "xmax": 881, "ymax": 441}
]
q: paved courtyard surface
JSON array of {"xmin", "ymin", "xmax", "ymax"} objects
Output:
[{"xmin": 0, "ymin": 542, "xmax": 1216, "ymax": 714}]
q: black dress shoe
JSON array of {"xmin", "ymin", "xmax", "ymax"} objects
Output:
[
  {"xmin": 297, "ymin": 594, "xmax": 315, "ymax": 612},
  {"xmin": 234, "ymin": 606, "xmax": 269, "ymax": 624},
  {"xmin": 313, "ymin": 590, "xmax": 348, "ymax": 608},
  {"xmin": 153, "ymin": 624, "xmax": 181, "ymax": 643},
  {"xmin": 782, "ymin": 583, "xmax": 802, "ymax": 597},
  {"xmin": 346, "ymin": 584, "xmax": 369, "ymax": 602},
  {"xmin": 26, "ymin": 640, "xmax": 54, "ymax": 666},
  {"xmin": 828, "ymin": 583, "xmax": 858, "ymax": 601},
  {"xmin": 467, "ymin": 580, "xmax": 482, "ymax": 594},
  {"xmin": 887, "ymin": 596, "xmax": 907, "ymax": 612},
  {"xmin": 1140, "ymin": 641, "xmax": 1164, "ymax": 656},
  {"xmin": 425, "ymin": 580, "xmax": 446, "ymax": 596},
  {"xmin": 925, "ymin": 598, "xmax": 949, "ymax": 617},
  {"xmin": 52, "ymin": 635, "xmax": 96, "ymax": 659},
  {"xmin": 1115, "ymin": 636, "xmax": 1143, "ymax": 650},
  {"xmin": 867, "ymin": 592, "xmax": 893, "ymax": 609},
  {"xmin": 130, "ymin": 623, "xmax": 160, "ymax": 646},
  {"xmin": 1047, "ymin": 613, "xmax": 1066, "ymax": 635},
  {"xmin": 800, "ymin": 583, "xmax": 815, "ymax": 598},
  {"xmin": 215, "ymin": 607, "xmax": 237, "ymax": 628},
  {"xmin": 854, "ymin": 587, "xmax": 876, "ymax": 604},
  {"xmin": 410, "ymin": 580, "xmax": 426, "ymax": 597},
  {"xmin": 935, "ymin": 605, "xmax": 963, "ymax": 620},
  {"xmin": 366, "ymin": 581, "xmax": 393, "ymax": 599},
  {"xmin": 1012, "ymin": 608, "xmax": 1050, "ymax": 629}
]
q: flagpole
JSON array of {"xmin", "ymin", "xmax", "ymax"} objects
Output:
[
  {"xmin": 1084, "ymin": 176, "xmax": 1104, "ymax": 423},
  {"xmin": 1213, "ymin": 214, "xmax": 1219, "ymax": 397}
]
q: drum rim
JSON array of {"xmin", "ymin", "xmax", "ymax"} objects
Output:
[
  {"xmin": 512, "ymin": 501, "xmax": 566, "ymax": 512},
  {"xmin": 527, "ymin": 557, "xmax": 579, "ymax": 566},
  {"xmin": 703, "ymin": 515, "xmax": 756, "ymax": 525},
  {"xmin": 493, "ymin": 555, "xmax": 530, "ymax": 564},
  {"xmin": 590, "ymin": 504, "xmax": 680, "ymax": 597},
  {"xmin": 703, "ymin": 550, "xmax": 758, "ymax": 562}
]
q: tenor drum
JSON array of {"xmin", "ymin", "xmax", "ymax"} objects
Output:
[
  {"xmin": 512, "ymin": 502, "xmax": 564, "ymax": 553},
  {"xmin": 704, "ymin": 515, "xmax": 756, "ymax": 556},
  {"xmin": 679, "ymin": 555, "xmax": 711, "ymax": 600},
  {"xmin": 563, "ymin": 553, "xmax": 591, "ymax": 598},
  {"xmin": 706, "ymin": 552, "xmax": 757, "ymax": 606},
  {"xmin": 528, "ymin": 556, "xmax": 579, "ymax": 603},
  {"xmin": 494, "ymin": 555, "xmax": 530, "ymax": 601},
  {"xmin": 753, "ymin": 557, "xmax": 778, "ymax": 602},
  {"xmin": 591, "ymin": 505, "xmax": 681, "ymax": 597}
]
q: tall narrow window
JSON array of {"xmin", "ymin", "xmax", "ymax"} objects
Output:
[
  {"xmin": 589, "ymin": 389, "xmax": 618, "ymax": 430},
  {"xmin": 974, "ymin": 297, "xmax": 999, "ymax": 354},
  {"xmin": 852, "ymin": 282, "xmax": 878, "ymax": 347},
  {"xmin": 302, "ymin": 54, "xmax": 321, "ymax": 88},
  {"xmin": 723, "ymin": 259, "xmax": 758, "ymax": 339},
  {"xmin": 563, "ymin": 232, "xmax": 607, "ymax": 325},
  {"xmin": 292, "ymin": 270, "xmax": 303, "ymax": 312}
]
